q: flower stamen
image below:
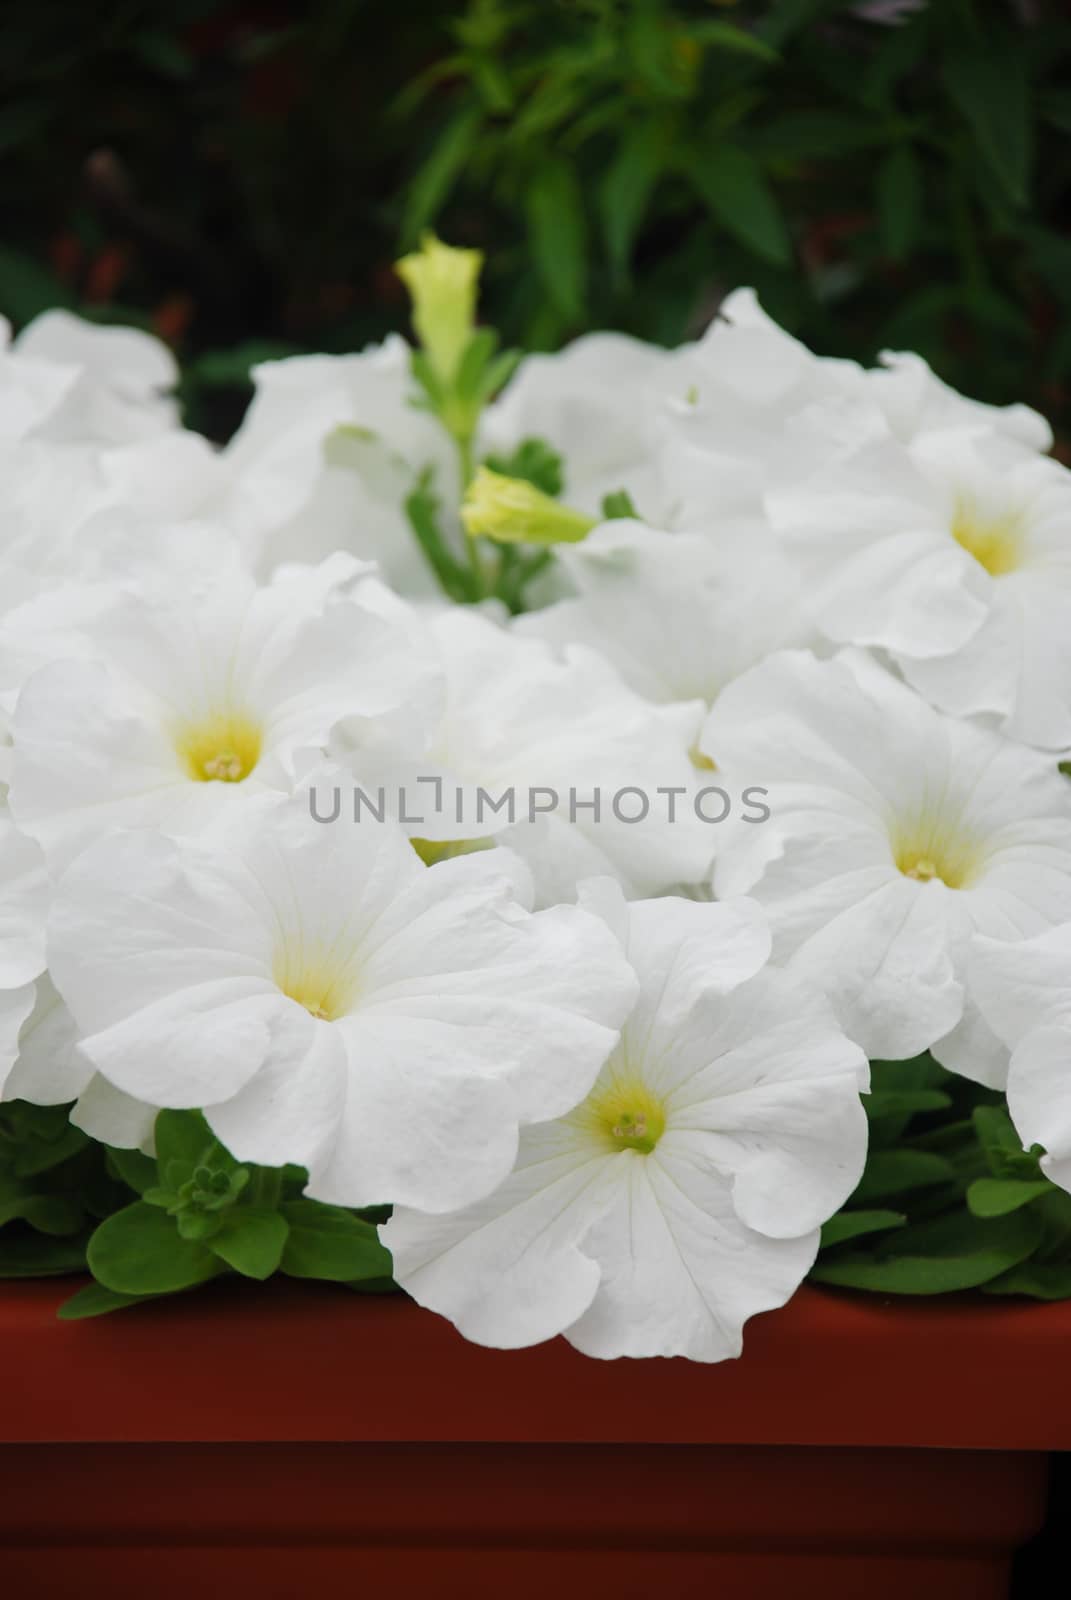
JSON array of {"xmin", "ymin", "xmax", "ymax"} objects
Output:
[
  {"xmin": 570, "ymin": 1072, "xmax": 667, "ymax": 1155},
  {"xmin": 174, "ymin": 710, "xmax": 263, "ymax": 785},
  {"xmin": 951, "ymin": 495, "xmax": 1025, "ymax": 577}
]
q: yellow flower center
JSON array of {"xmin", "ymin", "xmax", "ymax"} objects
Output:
[
  {"xmin": 174, "ymin": 710, "xmax": 262, "ymax": 784},
  {"xmin": 571, "ymin": 1073, "xmax": 667, "ymax": 1155},
  {"xmin": 689, "ymin": 746, "xmax": 717, "ymax": 773},
  {"xmin": 950, "ymin": 495, "xmax": 1025, "ymax": 577},
  {"xmin": 273, "ymin": 943, "xmax": 359, "ymax": 1023},
  {"xmin": 891, "ymin": 813, "xmax": 984, "ymax": 890}
]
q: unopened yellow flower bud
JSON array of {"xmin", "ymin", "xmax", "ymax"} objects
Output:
[
  {"xmin": 395, "ymin": 233, "xmax": 483, "ymax": 387},
  {"xmin": 461, "ymin": 467, "xmax": 597, "ymax": 546}
]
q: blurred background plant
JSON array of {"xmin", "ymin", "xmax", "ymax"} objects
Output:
[{"xmin": 2, "ymin": 0, "xmax": 1069, "ymax": 445}]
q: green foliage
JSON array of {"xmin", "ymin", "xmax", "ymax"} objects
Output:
[
  {"xmin": 0, "ymin": 1, "xmax": 1067, "ymax": 445},
  {"xmin": 0, "ymin": 1101, "xmax": 130, "ymax": 1276},
  {"xmin": 279, "ymin": 1199, "xmax": 392, "ymax": 1283},
  {"xmin": 813, "ymin": 1058, "xmax": 1071, "ymax": 1298},
  {"xmin": 62, "ymin": 1109, "xmax": 395, "ymax": 1318}
]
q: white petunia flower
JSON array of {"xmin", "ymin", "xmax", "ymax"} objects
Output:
[
  {"xmin": 516, "ymin": 518, "xmax": 815, "ymax": 707},
  {"xmin": 384, "ymin": 884, "xmax": 868, "ymax": 1362},
  {"xmin": 970, "ymin": 927, "xmax": 1071, "ymax": 1194},
  {"xmin": 216, "ymin": 336, "xmax": 454, "ymax": 596},
  {"xmin": 660, "ymin": 289, "xmax": 1051, "ymax": 528},
  {"xmin": 0, "ymin": 800, "xmax": 155, "ymax": 1142},
  {"xmin": 766, "ymin": 426, "xmax": 1071, "ymax": 748},
  {"xmin": 9, "ymin": 551, "xmax": 432, "ymax": 869},
  {"xmin": 702, "ymin": 649, "xmax": 1071, "ymax": 1080},
  {"xmin": 47, "ymin": 789, "xmax": 637, "ymax": 1209},
  {"xmin": 331, "ymin": 604, "xmax": 714, "ymax": 904},
  {"xmin": 10, "ymin": 309, "xmax": 180, "ymax": 443},
  {"xmin": 0, "ymin": 431, "xmax": 221, "ymax": 581},
  {"xmin": 0, "ymin": 812, "xmax": 49, "ymax": 1089},
  {"xmin": 685, "ymin": 289, "xmax": 1050, "ymax": 457},
  {"xmin": 482, "ymin": 332, "xmax": 694, "ymax": 525}
]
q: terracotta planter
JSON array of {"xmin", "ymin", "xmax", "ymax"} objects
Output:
[{"xmin": 0, "ymin": 1278, "xmax": 1067, "ymax": 1598}]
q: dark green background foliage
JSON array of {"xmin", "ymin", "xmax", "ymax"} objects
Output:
[{"xmin": 2, "ymin": 0, "xmax": 1069, "ymax": 443}]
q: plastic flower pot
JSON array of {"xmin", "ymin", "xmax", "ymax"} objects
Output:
[{"xmin": 0, "ymin": 1278, "xmax": 1065, "ymax": 1599}]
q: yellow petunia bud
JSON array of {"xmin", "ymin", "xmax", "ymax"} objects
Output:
[
  {"xmin": 461, "ymin": 467, "xmax": 597, "ymax": 546},
  {"xmin": 395, "ymin": 233, "xmax": 483, "ymax": 387}
]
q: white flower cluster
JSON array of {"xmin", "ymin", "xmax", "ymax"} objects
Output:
[{"xmin": 3, "ymin": 273, "xmax": 1071, "ymax": 1360}]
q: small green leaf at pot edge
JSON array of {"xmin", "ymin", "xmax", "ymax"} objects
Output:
[
  {"xmin": 280, "ymin": 1199, "xmax": 393, "ymax": 1283},
  {"xmin": 87, "ymin": 1201, "xmax": 223, "ymax": 1295},
  {"xmin": 983, "ymin": 1260, "xmax": 1071, "ymax": 1301},
  {"xmin": 812, "ymin": 1206, "xmax": 1042, "ymax": 1295},
  {"xmin": 210, "ymin": 1208, "xmax": 289, "ymax": 1280},
  {"xmin": 58, "ymin": 1283, "xmax": 159, "ymax": 1320}
]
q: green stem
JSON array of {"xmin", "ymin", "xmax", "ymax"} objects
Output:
[
  {"xmin": 455, "ymin": 430, "xmax": 488, "ymax": 599},
  {"xmin": 405, "ymin": 479, "xmax": 470, "ymax": 603}
]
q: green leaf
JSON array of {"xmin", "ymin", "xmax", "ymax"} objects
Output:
[
  {"xmin": 402, "ymin": 107, "xmax": 484, "ymax": 247},
  {"xmin": 819, "ymin": 1209, "xmax": 906, "ymax": 1249},
  {"xmin": 865, "ymin": 1088, "xmax": 952, "ymax": 1120},
  {"xmin": 510, "ymin": 72, "xmax": 585, "ymax": 143},
  {"xmin": 11, "ymin": 1119, "xmax": 87, "ymax": 1179},
  {"xmin": 469, "ymin": 54, "xmax": 515, "ymax": 115},
  {"xmin": 210, "ymin": 1208, "xmax": 289, "ymax": 1280},
  {"xmin": 984, "ymin": 1261, "xmax": 1071, "ymax": 1301},
  {"xmin": 684, "ymin": 20, "xmax": 780, "ymax": 65},
  {"xmin": 973, "ymin": 1105, "xmax": 1042, "ymax": 1180},
  {"xmin": 477, "ymin": 348, "xmax": 523, "ymax": 405},
  {"xmin": 864, "ymin": 1054, "xmax": 952, "ymax": 1146},
  {"xmin": 0, "ymin": 1192, "xmax": 84, "ymax": 1235},
  {"xmin": 852, "ymin": 1149, "xmax": 956, "ymax": 1204},
  {"xmin": 942, "ymin": 46, "xmax": 1032, "ymax": 206},
  {"xmin": 601, "ymin": 489, "xmax": 639, "ymax": 520},
  {"xmin": 176, "ymin": 1209, "xmax": 224, "ymax": 1242},
  {"xmin": 153, "ymin": 1110, "xmax": 215, "ymax": 1181},
  {"xmin": 967, "ymin": 1178, "xmax": 1052, "ymax": 1219},
  {"xmin": 687, "ymin": 145, "xmax": 791, "ymax": 265},
  {"xmin": 526, "ymin": 157, "xmax": 588, "ymax": 319},
  {"xmin": 600, "ymin": 123, "xmax": 662, "ymax": 280},
  {"xmin": 87, "ymin": 1202, "xmax": 223, "ymax": 1295},
  {"xmin": 280, "ymin": 1199, "xmax": 393, "ymax": 1283},
  {"xmin": 453, "ymin": 327, "xmax": 500, "ymax": 405},
  {"xmin": 58, "ymin": 1283, "xmax": 155, "ymax": 1321},
  {"xmin": 813, "ymin": 1208, "xmax": 1042, "ymax": 1295},
  {"xmin": 876, "ymin": 145, "xmax": 922, "ymax": 262}
]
